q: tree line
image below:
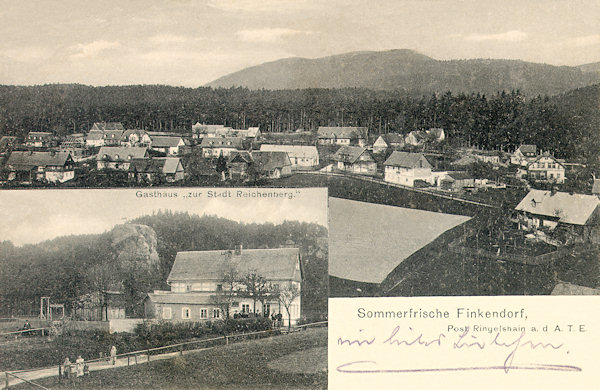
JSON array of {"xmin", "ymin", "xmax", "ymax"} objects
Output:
[{"xmin": 0, "ymin": 84, "xmax": 598, "ymax": 161}]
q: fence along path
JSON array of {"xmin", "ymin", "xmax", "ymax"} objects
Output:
[
  {"xmin": 1, "ymin": 321, "xmax": 327, "ymax": 389},
  {"xmin": 297, "ymin": 170, "xmax": 499, "ymax": 209}
]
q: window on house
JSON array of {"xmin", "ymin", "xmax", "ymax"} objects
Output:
[
  {"xmin": 182, "ymin": 307, "xmax": 191, "ymax": 319},
  {"xmin": 264, "ymin": 303, "xmax": 271, "ymax": 316},
  {"xmin": 216, "ymin": 284, "xmax": 222, "ymax": 292},
  {"xmin": 162, "ymin": 307, "xmax": 172, "ymax": 319},
  {"xmin": 200, "ymin": 308, "xmax": 208, "ymax": 319},
  {"xmin": 186, "ymin": 284, "xmax": 192, "ymax": 292},
  {"xmin": 242, "ymin": 304, "xmax": 250, "ymax": 313},
  {"xmin": 213, "ymin": 309, "xmax": 220, "ymax": 318}
]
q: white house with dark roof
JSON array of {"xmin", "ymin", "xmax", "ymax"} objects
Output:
[
  {"xmin": 526, "ymin": 154, "xmax": 566, "ymax": 184},
  {"xmin": 331, "ymin": 146, "xmax": 376, "ymax": 175},
  {"xmin": 145, "ymin": 247, "xmax": 303, "ymax": 325},
  {"xmin": 149, "ymin": 135, "xmax": 187, "ymax": 155},
  {"xmin": 25, "ymin": 131, "xmax": 55, "ymax": 148},
  {"xmin": 372, "ymin": 134, "xmax": 405, "ymax": 154},
  {"xmin": 97, "ymin": 146, "xmax": 148, "ymax": 170},
  {"xmin": 317, "ymin": 126, "xmax": 367, "ymax": 146},
  {"xmin": 128, "ymin": 157, "xmax": 185, "ymax": 183},
  {"xmin": 383, "ymin": 151, "xmax": 433, "ymax": 186},
  {"xmin": 259, "ymin": 144, "xmax": 319, "ymax": 168},
  {"xmin": 511, "ymin": 144, "xmax": 538, "ymax": 166}
]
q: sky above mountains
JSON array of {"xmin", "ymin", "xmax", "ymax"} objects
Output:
[{"xmin": 1, "ymin": 0, "xmax": 598, "ymax": 86}]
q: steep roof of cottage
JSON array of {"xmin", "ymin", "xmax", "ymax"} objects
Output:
[
  {"xmin": 551, "ymin": 282, "xmax": 600, "ymax": 295},
  {"xmin": 380, "ymin": 133, "xmax": 405, "ymax": 144},
  {"xmin": 527, "ymin": 154, "xmax": 565, "ymax": 168},
  {"xmin": 228, "ymin": 151, "xmax": 253, "ymax": 164},
  {"xmin": 200, "ymin": 137, "xmax": 243, "ymax": 148},
  {"xmin": 384, "ymin": 151, "xmax": 431, "ymax": 169},
  {"xmin": 98, "ymin": 146, "xmax": 148, "ymax": 161},
  {"xmin": 247, "ymin": 127, "xmax": 260, "ymax": 137},
  {"xmin": 317, "ymin": 126, "xmax": 367, "ymax": 139},
  {"xmin": 150, "ymin": 136, "xmax": 183, "ymax": 148},
  {"xmin": 167, "ymin": 248, "xmax": 301, "ymax": 283},
  {"xmin": 91, "ymin": 122, "xmax": 125, "ymax": 131},
  {"xmin": 517, "ymin": 144, "xmax": 537, "ymax": 155},
  {"xmin": 515, "ymin": 189, "xmax": 600, "ymax": 225},
  {"xmin": 7, "ymin": 151, "xmax": 72, "ymax": 169},
  {"xmin": 129, "ymin": 157, "xmax": 181, "ymax": 174},
  {"xmin": 260, "ymin": 144, "xmax": 319, "ymax": 159},
  {"xmin": 251, "ymin": 151, "xmax": 291, "ymax": 172},
  {"xmin": 86, "ymin": 130, "xmax": 104, "ymax": 141},
  {"xmin": 331, "ymin": 146, "xmax": 370, "ymax": 164}
]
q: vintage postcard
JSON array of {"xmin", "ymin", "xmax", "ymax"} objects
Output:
[{"xmin": 1, "ymin": 0, "xmax": 599, "ymax": 389}]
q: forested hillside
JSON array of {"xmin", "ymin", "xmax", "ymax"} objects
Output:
[
  {"xmin": 0, "ymin": 212, "xmax": 328, "ymax": 318},
  {"xmin": 1, "ymin": 84, "xmax": 598, "ymax": 162}
]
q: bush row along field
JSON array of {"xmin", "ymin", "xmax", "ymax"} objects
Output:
[
  {"xmin": 13, "ymin": 327, "xmax": 328, "ymax": 390},
  {"xmin": 0, "ymin": 318, "xmax": 273, "ymax": 372}
]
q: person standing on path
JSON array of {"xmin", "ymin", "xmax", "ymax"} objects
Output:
[
  {"xmin": 76, "ymin": 355, "xmax": 84, "ymax": 377},
  {"xmin": 110, "ymin": 345, "xmax": 117, "ymax": 365},
  {"xmin": 62, "ymin": 357, "xmax": 71, "ymax": 379}
]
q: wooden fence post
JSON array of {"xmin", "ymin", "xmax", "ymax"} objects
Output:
[
  {"xmin": 147, "ymin": 350, "xmax": 150, "ymax": 362},
  {"xmin": 224, "ymin": 335, "xmax": 228, "ymax": 345}
]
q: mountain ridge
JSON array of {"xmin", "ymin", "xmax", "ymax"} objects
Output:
[{"xmin": 206, "ymin": 49, "xmax": 600, "ymax": 96}]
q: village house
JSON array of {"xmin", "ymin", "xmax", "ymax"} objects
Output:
[
  {"xmin": 331, "ymin": 146, "xmax": 377, "ymax": 176},
  {"xmin": 259, "ymin": 144, "xmax": 319, "ymax": 168},
  {"xmin": 317, "ymin": 126, "xmax": 367, "ymax": 146},
  {"xmin": 6, "ymin": 150, "xmax": 74, "ymax": 183},
  {"xmin": 149, "ymin": 135, "xmax": 188, "ymax": 156},
  {"xmin": 201, "ymin": 137, "xmax": 244, "ymax": 158},
  {"xmin": 250, "ymin": 151, "xmax": 293, "ymax": 179},
  {"xmin": 372, "ymin": 134, "xmax": 405, "ymax": 154},
  {"xmin": 86, "ymin": 130, "xmax": 105, "ymax": 147},
  {"xmin": 439, "ymin": 171, "xmax": 476, "ymax": 192},
  {"xmin": 403, "ymin": 130, "xmax": 427, "ymax": 146},
  {"xmin": 97, "ymin": 146, "xmax": 148, "ymax": 170},
  {"xmin": 120, "ymin": 129, "xmax": 152, "ymax": 147},
  {"xmin": 128, "ymin": 157, "xmax": 185, "ymax": 183},
  {"xmin": 144, "ymin": 246, "xmax": 303, "ymax": 326},
  {"xmin": 526, "ymin": 154, "xmax": 566, "ymax": 184},
  {"xmin": 25, "ymin": 131, "xmax": 55, "ymax": 148},
  {"xmin": 383, "ymin": 151, "xmax": 433, "ymax": 187},
  {"xmin": 227, "ymin": 151, "xmax": 253, "ymax": 179},
  {"xmin": 514, "ymin": 189, "xmax": 600, "ymax": 244},
  {"xmin": 230, "ymin": 127, "xmax": 261, "ymax": 140},
  {"xmin": 511, "ymin": 144, "xmax": 538, "ymax": 166},
  {"xmin": 191, "ymin": 123, "xmax": 230, "ymax": 139}
]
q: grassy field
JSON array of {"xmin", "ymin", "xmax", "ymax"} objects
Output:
[{"xmin": 14, "ymin": 327, "xmax": 328, "ymax": 390}]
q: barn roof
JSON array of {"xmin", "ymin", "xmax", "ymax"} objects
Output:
[
  {"xmin": 317, "ymin": 126, "xmax": 367, "ymax": 139},
  {"xmin": 200, "ymin": 137, "xmax": 243, "ymax": 148},
  {"xmin": 260, "ymin": 144, "xmax": 319, "ymax": 159},
  {"xmin": 7, "ymin": 151, "xmax": 72, "ymax": 169},
  {"xmin": 251, "ymin": 151, "xmax": 291, "ymax": 172},
  {"xmin": 150, "ymin": 136, "xmax": 183, "ymax": 148},
  {"xmin": 515, "ymin": 189, "xmax": 600, "ymax": 225},
  {"xmin": 331, "ymin": 146, "xmax": 370, "ymax": 164},
  {"xmin": 384, "ymin": 151, "xmax": 431, "ymax": 169},
  {"xmin": 98, "ymin": 146, "xmax": 148, "ymax": 161},
  {"xmin": 380, "ymin": 133, "xmax": 405, "ymax": 144},
  {"xmin": 167, "ymin": 248, "xmax": 301, "ymax": 283},
  {"xmin": 129, "ymin": 157, "xmax": 182, "ymax": 174}
]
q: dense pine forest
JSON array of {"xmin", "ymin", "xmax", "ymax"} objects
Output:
[
  {"xmin": 0, "ymin": 212, "xmax": 328, "ymax": 318},
  {"xmin": 0, "ymin": 84, "xmax": 598, "ymax": 162}
]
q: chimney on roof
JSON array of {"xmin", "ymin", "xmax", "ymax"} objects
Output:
[{"xmin": 234, "ymin": 244, "xmax": 242, "ymax": 256}]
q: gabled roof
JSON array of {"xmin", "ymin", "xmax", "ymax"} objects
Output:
[
  {"xmin": 121, "ymin": 129, "xmax": 149, "ymax": 139},
  {"xmin": 331, "ymin": 146, "xmax": 371, "ymax": 164},
  {"xmin": 259, "ymin": 144, "xmax": 319, "ymax": 159},
  {"xmin": 517, "ymin": 144, "xmax": 537, "ymax": 155},
  {"xmin": 86, "ymin": 130, "xmax": 105, "ymax": 141},
  {"xmin": 515, "ymin": 189, "xmax": 600, "ymax": 225},
  {"xmin": 129, "ymin": 157, "xmax": 182, "ymax": 175},
  {"xmin": 247, "ymin": 127, "xmax": 260, "ymax": 137},
  {"xmin": 98, "ymin": 146, "xmax": 148, "ymax": 161},
  {"xmin": 380, "ymin": 133, "xmax": 405, "ymax": 144},
  {"xmin": 551, "ymin": 282, "xmax": 600, "ymax": 295},
  {"xmin": 384, "ymin": 151, "xmax": 431, "ymax": 169},
  {"xmin": 527, "ymin": 154, "xmax": 565, "ymax": 169},
  {"xmin": 91, "ymin": 122, "xmax": 125, "ymax": 131},
  {"xmin": 317, "ymin": 126, "xmax": 367, "ymax": 139},
  {"xmin": 228, "ymin": 151, "xmax": 253, "ymax": 164},
  {"xmin": 167, "ymin": 248, "xmax": 301, "ymax": 283},
  {"xmin": 103, "ymin": 130, "xmax": 124, "ymax": 139},
  {"xmin": 250, "ymin": 151, "xmax": 291, "ymax": 172},
  {"xmin": 200, "ymin": 137, "xmax": 243, "ymax": 148},
  {"xmin": 150, "ymin": 136, "xmax": 184, "ymax": 148},
  {"xmin": 7, "ymin": 151, "xmax": 72, "ymax": 169}
]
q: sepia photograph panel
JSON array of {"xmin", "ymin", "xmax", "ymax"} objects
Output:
[{"xmin": 0, "ymin": 188, "xmax": 328, "ymax": 389}]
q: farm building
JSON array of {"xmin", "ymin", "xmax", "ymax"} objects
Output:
[
  {"xmin": 372, "ymin": 134, "xmax": 405, "ymax": 154},
  {"xmin": 250, "ymin": 151, "xmax": 293, "ymax": 179},
  {"xmin": 149, "ymin": 135, "xmax": 187, "ymax": 155},
  {"xmin": 5, "ymin": 150, "xmax": 75, "ymax": 183},
  {"xmin": 201, "ymin": 137, "xmax": 244, "ymax": 158},
  {"xmin": 145, "ymin": 247, "xmax": 303, "ymax": 326},
  {"xmin": 25, "ymin": 131, "xmax": 55, "ymax": 148},
  {"xmin": 128, "ymin": 157, "xmax": 185, "ymax": 183},
  {"xmin": 383, "ymin": 151, "xmax": 433, "ymax": 187},
  {"xmin": 439, "ymin": 171, "xmax": 476, "ymax": 191},
  {"xmin": 121, "ymin": 129, "xmax": 152, "ymax": 147},
  {"xmin": 317, "ymin": 126, "xmax": 367, "ymax": 146},
  {"xmin": 228, "ymin": 151, "xmax": 253, "ymax": 179},
  {"xmin": 259, "ymin": 144, "xmax": 319, "ymax": 168},
  {"xmin": 97, "ymin": 146, "xmax": 149, "ymax": 170},
  {"xmin": 331, "ymin": 146, "xmax": 377, "ymax": 176}
]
